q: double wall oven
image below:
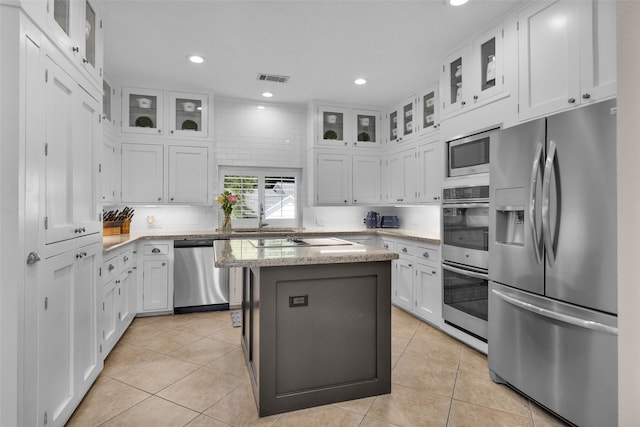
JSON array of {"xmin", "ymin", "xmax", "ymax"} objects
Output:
[{"xmin": 442, "ymin": 185, "xmax": 489, "ymax": 342}]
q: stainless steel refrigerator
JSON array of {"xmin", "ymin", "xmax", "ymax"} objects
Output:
[{"xmin": 488, "ymin": 99, "xmax": 618, "ymax": 427}]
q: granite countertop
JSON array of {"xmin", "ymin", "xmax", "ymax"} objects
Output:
[
  {"xmin": 103, "ymin": 228, "xmax": 440, "ymax": 253},
  {"xmin": 213, "ymin": 237, "xmax": 399, "ymax": 268}
]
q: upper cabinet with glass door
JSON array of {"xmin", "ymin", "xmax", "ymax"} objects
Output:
[
  {"xmin": 122, "ymin": 87, "xmax": 164, "ymax": 135},
  {"xmin": 169, "ymin": 92, "xmax": 209, "ymax": 138},
  {"xmin": 386, "ymin": 95, "xmax": 416, "ymax": 144},
  {"xmin": 440, "ymin": 22, "xmax": 506, "ymax": 119},
  {"xmin": 102, "ymin": 75, "xmax": 118, "ymax": 129},
  {"xmin": 316, "ymin": 105, "xmax": 381, "ymax": 148},
  {"xmin": 48, "ymin": 0, "xmax": 104, "ymax": 85},
  {"xmin": 417, "ymin": 85, "xmax": 439, "ymax": 137}
]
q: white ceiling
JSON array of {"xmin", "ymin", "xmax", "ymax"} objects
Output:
[{"xmin": 103, "ymin": 0, "xmax": 525, "ymax": 108}]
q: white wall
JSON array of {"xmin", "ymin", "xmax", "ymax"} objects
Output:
[{"xmin": 617, "ymin": 2, "xmax": 640, "ymax": 425}]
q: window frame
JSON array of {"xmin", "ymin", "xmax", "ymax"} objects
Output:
[{"xmin": 219, "ymin": 166, "xmax": 302, "ymax": 229}]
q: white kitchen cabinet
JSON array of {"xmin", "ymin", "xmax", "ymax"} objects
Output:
[
  {"xmin": 416, "ymin": 86, "xmax": 439, "ymax": 136},
  {"xmin": 44, "ymin": 56, "xmax": 101, "ymax": 245},
  {"xmin": 102, "ymin": 74, "xmax": 118, "ymax": 129},
  {"xmin": 140, "ymin": 242, "xmax": 172, "ymax": 314},
  {"xmin": 390, "ymin": 239, "xmax": 442, "ymax": 326},
  {"xmin": 386, "ymin": 147, "xmax": 417, "ymax": 204},
  {"xmin": 122, "ymin": 87, "xmax": 164, "ymax": 134},
  {"xmin": 386, "ymin": 95, "xmax": 416, "ymax": 144},
  {"xmin": 316, "ymin": 105, "xmax": 381, "ymax": 147},
  {"xmin": 101, "ymin": 132, "xmax": 116, "ymax": 203},
  {"xmin": 352, "ymin": 154, "xmax": 382, "ymax": 205},
  {"xmin": 100, "ymin": 246, "xmax": 136, "ymax": 357},
  {"xmin": 169, "ymin": 91, "xmax": 209, "ymax": 137},
  {"xmin": 46, "ymin": 0, "xmax": 104, "ymax": 85},
  {"xmin": 441, "ymin": 22, "xmax": 506, "ymax": 118},
  {"xmin": 315, "ymin": 152, "xmax": 381, "ymax": 205},
  {"xmin": 121, "ymin": 143, "xmax": 164, "ymax": 203},
  {"xmin": 518, "ymin": 0, "xmax": 615, "ymax": 121},
  {"xmin": 38, "ymin": 241, "xmax": 102, "ymax": 427},
  {"xmin": 417, "ymin": 138, "xmax": 442, "ymax": 203},
  {"xmin": 168, "ymin": 145, "xmax": 209, "ymax": 204}
]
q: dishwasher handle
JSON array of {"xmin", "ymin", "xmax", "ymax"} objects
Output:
[{"xmin": 174, "ymin": 239, "xmax": 217, "ymax": 248}]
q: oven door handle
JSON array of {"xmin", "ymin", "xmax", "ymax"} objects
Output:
[{"xmin": 442, "ymin": 263, "xmax": 489, "ymax": 280}]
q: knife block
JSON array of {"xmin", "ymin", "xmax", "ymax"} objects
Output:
[{"xmin": 103, "ymin": 220, "xmax": 123, "ymax": 235}]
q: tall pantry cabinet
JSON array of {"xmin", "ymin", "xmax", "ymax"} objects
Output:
[{"xmin": 1, "ymin": 3, "xmax": 104, "ymax": 426}]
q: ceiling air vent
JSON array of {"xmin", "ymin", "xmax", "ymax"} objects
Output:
[{"xmin": 257, "ymin": 73, "xmax": 290, "ymax": 84}]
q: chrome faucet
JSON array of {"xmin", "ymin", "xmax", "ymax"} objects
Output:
[{"xmin": 259, "ymin": 203, "xmax": 269, "ymax": 229}]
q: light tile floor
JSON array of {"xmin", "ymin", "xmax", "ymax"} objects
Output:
[{"xmin": 67, "ymin": 307, "xmax": 571, "ymax": 427}]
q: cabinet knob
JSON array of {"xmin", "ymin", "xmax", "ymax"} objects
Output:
[
  {"xmin": 170, "ymin": 197, "xmax": 174, "ymax": 201},
  {"xmin": 402, "ymin": 247, "xmax": 407, "ymax": 253},
  {"xmin": 123, "ymin": 256, "xmax": 129, "ymax": 262},
  {"xmin": 108, "ymin": 264, "xmax": 115, "ymax": 271},
  {"xmin": 423, "ymin": 252, "xmax": 430, "ymax": 258},
  {"xmin": 72, "ymin": 46, "xmax": 79, "ymax": 52},
  {"xmin": 157, "ymin": 197, "xmax": 161, "ymax": 201},
  {"xmin": 353, "ymin": 199, "xmax": 357, "ymax": 203},
  {"xmin": 568, "ymin": 98, "xmax": 576, "ymax": 104},
  {"xmin": 344, "ymin": 142, "xmax": 348, "ymax": 146},
  {"xmin": 582, "ymin": 93, "xmax": 591, "ymax": 99},
  {"xmin": 158, "ymin": 129, "xmax": 161, "ymax": 133},
  {"xmin": 383, "ymin": 244, "xmax": 389, "ymax": 249},
  {"xmin": 473, "ymin": 95, "xmax": 478, "ymax": 101},
  {"xmin": 461, "ymin": 101, "xmax": 466, "ymax": 106},
  {"xmin": 344, "ymin": 200, "xmax": 348, "ymax": 203},
  {"xmin": 170, "ymin": 130, "xmax": 174, "ymax": 134},
  {"xmin": 353, "ymin": 142, "xmax": 357, "ymax": 146},
  {"xmin": 161, "ymin": 262, "xmax": 166, "ymax": 266}
]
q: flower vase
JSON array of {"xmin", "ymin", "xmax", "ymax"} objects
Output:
[{"xmin": 222, "ymin": 214, "xmax": 232, "ymax": 233}]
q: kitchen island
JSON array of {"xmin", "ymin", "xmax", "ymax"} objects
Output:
[{"xmin": 214, "ymin": 237, "xmax": 398, "ymax": 417}]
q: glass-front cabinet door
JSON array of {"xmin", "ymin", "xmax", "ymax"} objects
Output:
[
  {"xmin": 352, "ymin": 109, "xmax": 380, "ymax": 147},
  {"xmin": 441, "ymin": 46, "xmax": 468, "ymax": 116},
  {"xmin": 387, "ymin": 95, "xmax": 416, "ymax": 144},
  {"xmin": 402, "ymin": 100, "xmax": 414, "ymax": 138},
  {"xmin": 471, "ymin": 24, "xmax": 504, "ymax": 103},
  {"xmin": 82, "ymin": 0, "xmax": 103, "ymax": 83},
  {"xmin": 169, "ymin": 92, "xmax": 208, "ymax": 137},
  {"xmin": 122, "ymin": 87, "xmax": 164, "ymax": 135},
  {"xmin": 417, "ymin": 86, "xmax": 439, "ymax": 136},
  {"xmin": 318, "ymin": 106, "xmax": 350, "ymax": 146}
]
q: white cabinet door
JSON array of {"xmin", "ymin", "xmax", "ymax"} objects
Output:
[
  {"xmin": 518, "ymin": 0, "xmax": 581, "ymax": 120},
  {"xmin": 441, "ymin": 45, "xmax": 469, "ymax": 116},
  {"xmin": 102, "ymin": 278, "xmax": 117, "ymax": 354},
  {"xmin": 74, "ymin": 87, "xmax": 101, "ymax": 236},
  {"xmin": 142, "ymin": 259, "xmax": 169, "ymax": 311},
  {"xmin": 387, "ymin": 148, "xmax": 417, "ymax": 204},
  {"xmin": 101, "ymin": 133, "xmax": 116, "ymax": 203},
  {"xmin": 39, "ymin": 242, "xmax": 101, "ymax": 426},
  {"xmin": 352, "ymin": 155, "xmax": 381, "ymax": 204},
  {"xmin": 417, "ymin": 86, "xmax": 439, "ymax": 136},
  {"xmin": 44, "ymin": 57, "xmax": 100, "ymax": 245},
  {"xmin": 470, "ymin": 23, "xmax": 505, "ymax": 104},
  {"xmin": 168, "ymin": 146, "xmax": 208, "ymax": 204},
  {"xmin": 417, "ymin": 139, "xmax": 441, "ymax": 203},
  {"xmin": 387, "ymin": 95, "xmax": 416, "ymax": 144},
  {"xmin": 395, "ymin": 258, "xmax": 414, "ymax": 311},
  {"xmin": 315, "ymin": 153, "xmax": 350, "ymax": 205},
  {"xmin": 121, "ymin": 143, "xmax": 164, "ymax": 203},
  {"xmin": 414, "ymin": 263, "xmax": 441, "ymax": 325},
  {"xmin": 579, "ymin": 0, "xmax": 616, "ymax": 102},
  {"xmin": 317, "ymin": 106, "xmax": 351, "ymax": 146},
  {"xmin": 122, "ymin": 87, "xmax": 164, "ymax": 135},
  {"xmin": 169, "ymin": 91, "xmax": 209, "ymax": 138},
  {"xmin": 352, "ymin": 109, "xmax": 381, "ymax": 147}
]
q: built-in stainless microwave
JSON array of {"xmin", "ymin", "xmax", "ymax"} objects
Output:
[{"xmin": 446, "ymin": 127, "xmax": 499, "ymax": 177}]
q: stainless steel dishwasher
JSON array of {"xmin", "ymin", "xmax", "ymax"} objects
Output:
[{"xmin": 174, "ymin": 238, "xmax": 229, "ymax": 313}]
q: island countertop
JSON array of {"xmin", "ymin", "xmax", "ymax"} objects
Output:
[{"xmin": 214, "ymin": 237, "xmax": 399, "ymax": 268}]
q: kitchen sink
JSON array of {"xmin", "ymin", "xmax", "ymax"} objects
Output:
[{"xmin": 249, "ymin": 237, "xmax": 352, "ymax": 248}]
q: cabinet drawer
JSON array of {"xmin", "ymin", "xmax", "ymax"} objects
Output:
[
  {"xmin": 416, "ymin": 245, "xmax": 439, "ymax": 263},
  {"xmin": 396, "ymin": 242, "xmax": 418, "ymax": 257},
  {"xmin": 143, "ymin": 243, "xmax": 169, "ymax": 256},
  {"xmin": 103, "ymin": 255, "xmax": 118, "ymax": 283}
]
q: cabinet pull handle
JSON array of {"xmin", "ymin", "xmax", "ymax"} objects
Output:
[
  {"xmin": 72, "ymin": 46, "xmax": 79, "ymax": 52},
  {"xmin": 152, "ymin": 248, "xmax": 161, "ymax": 253},
  {"xmin": 582, "ymin": 93, "xmax": 591, "ymax": 99},
  {"xmin": 82, "ymin": 58, "xmax": 88, "ymax": 64},
  {"xmin": 473, "ymin": 95, "xmax": 478, "ymax": 101},
  {"xmin": 108, "ymin": 264, "xmax": 115, "ymax": 271},
  {"xmin": 123, "ymin": 256, "xmax": 129, "ymax": 262},
  {"xmin": 26, "ymin": 252, "xmax": 41, "ymax": 265},
  {"xmin": 402, "ymin": 247, "xmax": 407, "ymax": 253},
  {"xmin": 568, "ymin": 98, "xmax": 576, "ymax": 104},
  {"xmin": 383, "ymin": 244, "xmax": 389, "ymax": 249},
  {"xmin": 423, "ymin": 252, "xmax": 430, "ymax": 258}
]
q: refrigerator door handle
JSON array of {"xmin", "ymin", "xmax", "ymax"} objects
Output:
[
  {"xmin": 491, "ymin": 289, "xmax": 618, "ymax": 335},
  {"xmin": 529, "ymin": 142, "xmax": 544, "ymax": 264},
  {"xmin": 542, "ymin": 139, "xmax": 557, "ymax": 265}
]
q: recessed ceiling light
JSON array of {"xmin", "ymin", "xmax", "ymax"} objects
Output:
[
  {"xmin": 449, "ymin": 0, "xmax": 468, "ymax": 5},
  {"xmin": 257, "ymin": 105, "xmax": 265, "ymax": 110},
  {"xmin": 188, "ymin": 55, "xmax": 204, "ymax": 64},
  {"xmin": 354, "ymin": 78, "xmax": 367, "ymax": 85},
  {"xmin": 262, "ymin": 92, "xmax": 273, "ymax": 98}
]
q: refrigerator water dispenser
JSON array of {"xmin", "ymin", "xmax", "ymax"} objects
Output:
[{"xmin": 495, "ymin": 209, "xmax": 524, "ymax": 246}]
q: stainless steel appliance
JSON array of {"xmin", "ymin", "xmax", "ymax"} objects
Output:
[
  {"xmin": 442, "ymin": 185, "xmax": 489, "ymax": 341},
  {"xmin": 174, "ymin": 238, "xmax": 229, "ymax": 313},
  {"xmin": 446, "ymin": 127, "xmax": 497, "ymax": 177},
  {"xmin": 488, "ymin": 99, "xmax": 618, "ymax": 427}
]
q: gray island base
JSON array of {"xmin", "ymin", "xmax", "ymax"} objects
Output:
[{"xmin": 214, "ymin": 238, "xmax": 397, "ymax": 417}]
